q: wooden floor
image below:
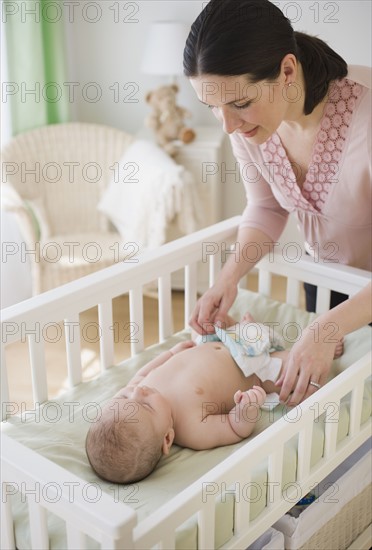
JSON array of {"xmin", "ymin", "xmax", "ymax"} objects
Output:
[{"xmin": 5, "ymin": 273, "xmax": 304, "ymax": 410}]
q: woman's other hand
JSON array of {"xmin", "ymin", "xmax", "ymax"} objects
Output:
[{"xmin": 276, "ymin": 324, "xmax": 338, "ymax": 405}]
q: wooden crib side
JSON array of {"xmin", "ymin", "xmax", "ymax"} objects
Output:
[
  {"xmin": 1, "ymin": 216, "xmax": 371, "ymax": 550},
  {"xmin": 2, "ymin": 352, "xmax": 370, "ymax": 550}
]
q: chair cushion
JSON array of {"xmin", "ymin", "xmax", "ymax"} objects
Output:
[{"xmin": 39, "ymin": 232, "xmax": 137, "ymax": 268}]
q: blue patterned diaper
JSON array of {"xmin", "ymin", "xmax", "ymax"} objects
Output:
[{"xmin": 196, "ymin": 322, "xmax": 284, "ymax": 382}]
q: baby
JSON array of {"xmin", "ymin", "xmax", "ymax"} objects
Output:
[{"xmin": 86, "ymin": 311, "xmax": 293, "ymax": 484}]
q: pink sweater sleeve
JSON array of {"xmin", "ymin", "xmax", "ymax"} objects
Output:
[{"xmin": 229, "ymin": 132, "xmax": 289, "ymax": 242}]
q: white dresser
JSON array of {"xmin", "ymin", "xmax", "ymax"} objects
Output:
[
  {"xmin": 137, "ymin": 125, "xmax": 226, "ymax": 293},
  {"xmin": 172, "ymin": 126, "xmax": 225, "ymax": 292},
  {"xmin": 174, "ymin": 126, "xmax": 225, "ymax": 228}
]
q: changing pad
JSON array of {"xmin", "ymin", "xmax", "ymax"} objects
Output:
[{"xmin": 3, "ymin": 289, "xmax": 371, "ymax": 549}]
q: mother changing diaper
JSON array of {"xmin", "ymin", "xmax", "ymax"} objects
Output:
[{"xmin": 184, "ymin": 0, "xmax": 372, "ymax": 406}]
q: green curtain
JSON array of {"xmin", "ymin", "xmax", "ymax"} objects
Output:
[{"xmin": 4, "ymin": 0, "xmax": 70, "ymax": 136}]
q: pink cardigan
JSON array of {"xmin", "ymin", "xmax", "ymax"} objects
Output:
[{"xmin": 229, "ymin": 65, "xmax": 371, "ymax": 271}]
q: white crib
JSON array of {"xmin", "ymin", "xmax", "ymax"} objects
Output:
[{"xmin": 1, "ymin": 217, "xmax": 371, "ymax": 550}]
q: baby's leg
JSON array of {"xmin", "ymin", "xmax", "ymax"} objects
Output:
[
  {"xmin": 261, "ymin": 350, "xmax": 290, "ymax": 394},
  {"xmin": 218, "ymin": 314, "xmax": 238, "ymax": 328},
  {"xmin": 241, "ymin": 311, "xmax": 256, "ymax": 323},
  {"xmin": 215, "ymin": 311, "xmax": 257, "ymax": 329},
  {"xmin": 239, "ymin": 351, "xmax": 290, "ymax": 395}
]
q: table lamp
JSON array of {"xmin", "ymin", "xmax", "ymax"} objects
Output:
[{"xmin": 141, "ymin": 21, "xmax": 190, "ymax": 82}]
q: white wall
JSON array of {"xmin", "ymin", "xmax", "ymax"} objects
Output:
[
  {"xmin": 64, "ymin": 1, "xmax": 216, "ymax": 133},
  {"xmin": 2, "ymin": 1, "xmax": 369, "ymax": 307},
  {"xmin": 64, "ymin": 0, "xmax": 371, "ymax": 222},
  {"xmin": 64, "ymin": 0, "xmax": 371, "ymax": 134}
]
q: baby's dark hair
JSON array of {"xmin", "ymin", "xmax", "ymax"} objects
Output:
[{"xmin": 85, "ymin": 407, "xmax": 163, "ymax": 483}]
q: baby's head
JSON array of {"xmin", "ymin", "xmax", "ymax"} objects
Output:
[{"xmin": 86, "ymin": 385, "xmax": 175, "ymax": 483}]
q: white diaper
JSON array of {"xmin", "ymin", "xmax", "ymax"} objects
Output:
[{"xmin": 196, "ymin": 321, "xmax": 285, "ymax": 383}]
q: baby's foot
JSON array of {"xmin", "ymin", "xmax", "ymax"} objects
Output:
[
  {"xmin": 241, "ymin": 311, "xmax": 255, "ymax": 323},
  {"xmin": 334, "ymin": 338, "xmax": 344, "ymax": 359}
]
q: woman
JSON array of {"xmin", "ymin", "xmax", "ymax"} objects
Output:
[{"xmin": 184, "ymin": 0, "xmax": 371, "ymax": 405}]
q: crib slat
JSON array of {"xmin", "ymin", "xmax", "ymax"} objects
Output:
[
  {"xmin": 209, "ymin": 251, "xmax": 221, "ymax": 287},
  {"xmin": 297, "ymin": 422, "xmax": 313, "ymax": 481},
  {"xmin": 158, "ymin": 532, "xmax": 176, "ymax": 550},
  {"xmin": 28, "ymin": 335, "xmax": 48, "ymax": 404},
  {"xmin": 66, "ymin": 525, "xmax": 87, "ymax": 549},
  {"xmin": 234, "ymin": 474, "xmax": 251, "ymax": 533},
  {"xmin": 349, "ymin": 382, "xmax": 364, "ymax": 437},
  {"xmin": 286, "ymin": 277, "xmax": 300, "ymax": 306},
  {"xmin": 315, "ymin": 286, "xmax": 331, "ymax": 314},
  {"xmin": 28, "ymin": 501, "xmax": 49, "ymax": 549},
  {"xmin": 258, "ymin": 270, "xmax": 272, "ymax": 297},
  {"xmin": 1, "ymin": 484, "xmax": 16, "ymax": 550},
  {"xmin": 101, "ymin": 533, "xmax": 133, "ymax": 550},
  {"xmin": 1, "ymin": 346, "xmax": 10, "ymax": 421},
  {"xmin": 129, "ymin": 287, "xmax": 144, "ymax": 355},
  {"xmin": 268, "ymin": 447, "xmax": 283, "ymax": 506},
  {"xmin": 98, "ymin": 300, "xmax": 114, "ymax": 371},
  {"xmin": 198, "ymin": 499, "xmax": 215, "ymax": 548},
  {"xmin": 64, "ymin": 314, "xmax": 82, "ymax": 387},
  {"xmin": 184, "ymin": 264, "xmax": 197, "ymax": 330},
  {"xmin": 324, "ymin": 402, "xmax": 340, "ymax": 458},
  {"xmin": 158, "ymin": 274, "xmax": 174, "ymax": 342}
]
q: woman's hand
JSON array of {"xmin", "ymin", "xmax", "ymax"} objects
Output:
[
  {"xmin": 277, "ymin": 283, "xmax": 371, "ymax": 405},
  {"xmin": 276, "ymin": 324, "xmax": 337, "ymax": 405},
  {"xmin": 189, "ymin": 280, "xmax": 238, "ymax": 335}
]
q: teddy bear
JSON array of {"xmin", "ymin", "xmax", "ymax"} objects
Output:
[{"xmin": 145, "ymin": 84, "xmax": 196, "ymax": 156}]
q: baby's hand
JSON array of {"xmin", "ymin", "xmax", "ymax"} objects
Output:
[
  {"xmin": 234, "ymin": 386, "xmax": 267, "ymax": 407},
  {"xmin": 170, "ymin": 340, "xmax": 196, "ymax": 355}
]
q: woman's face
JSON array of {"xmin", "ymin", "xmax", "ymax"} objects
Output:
[{"xmin": 189, "ymin": 72, "xmax": 297, "ymax": 144}]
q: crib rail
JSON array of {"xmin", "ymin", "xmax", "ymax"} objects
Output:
[
  {"xmin": 3, "ymin": 352, "xmax": 368, "ymax": 550},
  {"xmin": 1, "ymin": 215, "xmax": 371, "ymax": 415},
  {"xmin": 1, "ymin": 216, "xmax": 371, "ymax": 549},
  {"xmin": 256, "ymin": 253, "xmax": 370, "ymax": 313}
]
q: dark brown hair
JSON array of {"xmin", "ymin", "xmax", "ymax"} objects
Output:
[
  {"xmin": 85, "ymin": 406, "xmax": 163, "ymax": 483},
  {"xmin": 183, "ymin": 0, "xmax": 347, "ymax": 114}
]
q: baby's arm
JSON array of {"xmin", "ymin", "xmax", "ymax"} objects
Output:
[
  {"xmin": 126, "ymin": 340, "xmax": 195, "ymax": 386},
  {"xmin": 181, "ymin": 386, "xmax": 266, "ymax": 450},
  {"xmin": 229, "ymin": 386, "xmax": 266, "ymax": 437}
]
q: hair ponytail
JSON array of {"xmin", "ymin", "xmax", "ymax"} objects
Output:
[{"xmin": 294, "ymin": 32, "xmax": 347, "ymax": 114}]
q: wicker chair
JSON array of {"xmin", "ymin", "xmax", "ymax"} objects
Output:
[{"xmin": 1, "ymin": 122, "xmax": 134, "ymax": 294}]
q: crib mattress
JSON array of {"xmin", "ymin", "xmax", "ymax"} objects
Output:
[{"xmin": 3, "ymin": 289, "xmax": 371, "ymax": 549}]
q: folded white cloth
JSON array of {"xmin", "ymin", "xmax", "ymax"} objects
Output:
[{"xmin": 98, "ymin": 139, "xmax": 202, "ymax": 249}]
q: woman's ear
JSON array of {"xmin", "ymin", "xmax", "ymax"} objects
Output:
[
  {"xmin": 281, "ymin": 53, "xmax": 297, "ymax": 84},
  {"xmin": 162, "ymin": 428, "xmax": 175, "ymax": 455}
]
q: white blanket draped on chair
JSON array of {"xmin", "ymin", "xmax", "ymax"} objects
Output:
[{"xmin": 98, "ymin": 139, "xmax": 202, "ymax": 249}]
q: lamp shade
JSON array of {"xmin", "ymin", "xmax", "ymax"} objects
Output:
[{"xmin": 141, "ymin": 21, "xmax": 189, "ymax": 76}]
